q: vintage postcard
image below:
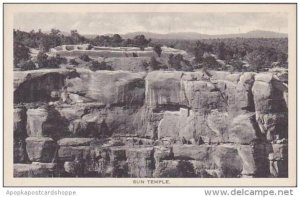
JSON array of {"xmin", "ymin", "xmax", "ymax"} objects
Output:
[{"xmin": 3, "ymin": 3, "xmax": 296, "ymax": 187}]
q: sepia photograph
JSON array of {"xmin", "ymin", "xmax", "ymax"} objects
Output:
[{"xmin": 3, "ymin": 3, "xmax": 296, "ymax": 187}]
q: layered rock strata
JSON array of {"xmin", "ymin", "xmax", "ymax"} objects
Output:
[{"xmin": 13, "ymin": 69, "xmax": 288, "ymax": 177}]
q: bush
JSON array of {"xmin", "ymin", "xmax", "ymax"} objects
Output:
[
  {"xmin": 69, "ymin": 58, "xmax": 79, "ymax": 65},
  {"xmin": 47, "ymin": 55, "xmax": 67, "ymax": 68},
  {"xmin": 17, "ymin": 60, "xmax": 36, "ymax": 71},
  {"xmin": 65, "ymin": 45, "xmax": 75, "ymax": 51},
  {"xmin": 202, "ymin": 56, "xmax": 220, "ymax": 70},
  {"xmin": 14, "ymin": 42, "xmax": 30, "ymax": 67},
  {"xmin": 153, "ymin": 45, "xmax": 162, "ymax": 57},
  {"xmin": 79, "ymin": 54, "xmax": 91, "ymax": 62},
  {"xmin": 168, "ymin": 54, "xmax": 188, "ymax": 70},
  {"xmin": 86, "ymin": 44, "xmax": 93, "ymax": 50},
  {"xmin": 88, "ymin": 61, "xmax": 112, "ymax": 71},
  {"xmin": 229, "ymin": 59, "xmax": 245, "ymax": 72},
  {"xmin": 36, "ymin": 52, "xmax": 49, "ymax": 68},
  {"xmin": 37, "ymin": 52, "xmax": 66, "ymax": 69}
]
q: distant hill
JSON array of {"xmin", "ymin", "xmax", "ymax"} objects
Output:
[{"xmin": 119, "ymin": 30, "xmax": 288, "ymax": 40}]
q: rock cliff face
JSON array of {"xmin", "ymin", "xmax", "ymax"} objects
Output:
[{"xmin": 13, "ymin": 69, "xmax": 288, "ymax": 178}]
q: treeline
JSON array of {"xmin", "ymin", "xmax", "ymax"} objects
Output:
[
  {"xmin": 14, "ymin": 29, "xmax": 88, "ymax": 52},
  {"xmin": 13, "ymin": 29, "xmax": 152, "ymax": 70},
  {"xmin": 91, "ymin": 34, "xmax": 151, "ymax": 49},
  {"xmin": 14, "ymin": 29, "xmax": 151, "ymax": 52},
  {"xmin": 152, "ymin": 38, "xmax": 288, "ymax": 72},
  {"xmin": 14, "ymin": 28, "xmax": 288, "ymax": 72}
]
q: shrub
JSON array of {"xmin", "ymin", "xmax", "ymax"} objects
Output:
[
  {"xmin": 14, "ymin": 42, "xmax": 30, "ymax": 67},
  {"xmin": 168, "ymin": 54, "xmax": 186, "ymax": 70},
  {"xmin": 47, "ymin": 55, "xmax": 67, "ymax": 68},
  {"xmin": 230, "ymin": 59, "xmax": 245, "ymax": 72},
  {"xmin": 65, "ymin": 45, "xmax": 75, "ymax": 51},
  {"xmin": 86, "ymin": 44, "xmax": 93, "ymax": 50},
  {"xmin": 79, "ymin": 54, "xmax": 91, "ymax": 62},
  {"xmin": 36, "ymin": 52, "xmax": 49, "ymax": 68},
  {"xmin": 69, "ymin": 58, "xmax": 79, "ymax": 65},
  {"xmin": 202, "ymin": 56, "xmax": 220, "ymax": 70},
  {"xmin": 37, "ymin": 52, "xmax": 66, "ymax": 69},
  {"xmin": 17, "ymin": 60, "xmax": 36, "ymax": 71},
  {"xmin": 153, "ymin": 45, "xmax": 162, "ymax": 57},
  {"xmin": 88, "ymin": 61, "xmax": 112, "ymax": 71}
]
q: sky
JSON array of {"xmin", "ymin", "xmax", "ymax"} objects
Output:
[{"xmin": 14, "ymin": 12, "xmax": 288, "ymax": 35}]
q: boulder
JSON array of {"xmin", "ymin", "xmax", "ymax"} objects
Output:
[
  {"xmin": 126, "ymin": 147, "xmax": 155, "ymax": 178},
  {"xmin": 172, "ymin": 144, "xmax": 243, "ymax": 177},
  {"xmin": 252, "ymin": 73, "xmax": 287, "ymax": 114},
  {"xmin": 87, "ymin": 71, "xmax": 145, "ymax": 106},
  {"xmin": 58, "ymin": 146, "xmax": 91, "ymax": 161},
  {"xmin": 14, "ymin": 70, "xmax": 68, "ymax": 103},
  {"xmin": 206, "ymin": 110, "xmax": 229, "ymax": 138},
  {"xmin": 157, "ymin": 108, "xmax": 198, "ymax": 141},
  {"xmin": 191, "ymin": 161, "xmax": 223, "ymax": 178},
  {"xmin": 153, "ymin": 160, "xmax": 195, "ymax": 177},
  {"xmin": 157, "ymin": 111, "xmax": 180, "ymax": 139},
  {"xmin": 268, "ymin": 143, "xmax": 288, "ymax": 161},
  {"xmin": 58, "ymin": 138, "xmax": 96, "ymax": 146},
  {"xmin": 256, "ymin": 112, "xmax": 288, "ymax": 141},
  {"xmin": 172, "ymin": 145, "xmax": 214, "ymax": 161},
  {"xmin": 25, "ymin": 137, "xmax": 57, "ymax": 162},
  {"xmin": 56, "ymin": 105, "xmax": 85, "ymax": 121},
  {"xmin": 108, "ymin": 147, "xmax": 128, "ymax": 177},
  {"xmin": 182, "ymin": 80, "xmax": 226, "ymax": 113},
  {"xmin": 14, "ymin": 107, "xmax": 27, "ymax": 138},
  {"xmin": 26, "ymin": 108, "xmax": 48, "ymax": 137},
  {"xmin": 211, "ymin": 145, "xmax": 243, "ymax": 177},
  {"xmin": 154, "ymin": 146, "xmax": 174, "ymax": 164},
  {"xmin": 65, "ymin": 77, "xmax": 87, "ymax": 95},
  {"xmin": 228, "ymin": 113, "xmax": 260, "ymax": 144},
  {"xmin": 14, "ymin": 139, "xmax": 28, "ymax": 163},
  {"xmin": 235, "ymin": 72, "xmax": 256, "ymax": 111},
  {"xmin": 237, "ymin": 142, "xmax": 270, "ymax": 177},
  {"xmin": 269, "ymin": 160, "xmax": 288, "ymax": 177},
  {"xmin": 252, "ymin": 73, "xmax": 288, "ymax": 141},
  {"xmin": 27, "ymin": 107, "xmax": 69, "ymax": 139},
  {"xmin": 145, "ymin": 71, "xmax": 183, "ymax": 107},
  {"xmin": 14, "ymin": 163, "xmax": 57, "ymax": 177}
]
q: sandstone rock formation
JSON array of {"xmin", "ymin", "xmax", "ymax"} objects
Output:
[{"xmin": 13, "ymin": 69, "xmax": 288, "ymax": 178}]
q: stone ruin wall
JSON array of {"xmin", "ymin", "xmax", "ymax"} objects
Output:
[{"xmin": 13, "ymin": 69, "xmax": 288, "ymax": 178}]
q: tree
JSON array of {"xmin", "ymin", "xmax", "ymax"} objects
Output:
[
  {"xmin": 39, "ymin": 36, "xmax": 53, "ymax": 52},
  {"xmin": 246, "ymin": 50, "xmax": 265, "ymax": 72},
  {"xmin": 133, "ymin": 35, "xmax": 151, "ymax": 50},
  {"xmin": 88, "ymin": 61, "xmax": 112, "ymax": 71},
  {"xmin": 230, "ymin": 59, "xmax": 245, "ymax": 72},
  {"xmin": 168, "ymin": 54, "xmax": 185, "ymax": 70},
  {"xmin": 47, "ymin": 55, "xmax": 67, "ymax": 68},
  {"xmin": 217, "ymin": 42, "xmax": 226, "ymax": 60},
  {"xmin": 202, "ymin": 56, "xmax": 220, "ymax": 70},
  {"xmin": 193, "ymin": 41, "xmax": 212, "ymax": 63},
  {"xmin": 69, "ymin": 58, "xmax": 79, "ymax": 66},
  {"xmin": 17, "ymin": 60, "xmax": 36, "ymax": 71},
  {"xmin": 79, "ymin": 54, "xmax": 91, "ymax": 62},
  {"xmin": 149, "ymin": 57, "xmax": 160, "ymax": 71},
  {"xmin": 37, "ymin": 53, "xmax": 66, "ymax": 69},
  {"xmin": 153, "ymin": 45, "xmax": 162, "ymax": 57},
  {"xmin": 112, "ymin": 34, "xmax": 123, "ymax": 45},
  {"xmin": 70, "ymin": 30, "xmax": 85, "ymax": 44},
  {"xmin": 14, "ymin": 42, "xmax": 30, "ymax": 67},
  {"xmin": 36, "ymin": 52, "xmax": 49, "ymax": 68}
]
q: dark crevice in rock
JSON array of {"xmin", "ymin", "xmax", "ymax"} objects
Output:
[
  {"xmin": 152, "ymin": 104, "xmax": 190, "ymax": 113},
  {"xmin": 14, "ymin": 73, "xmax": 66, "ymax": 103}
]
